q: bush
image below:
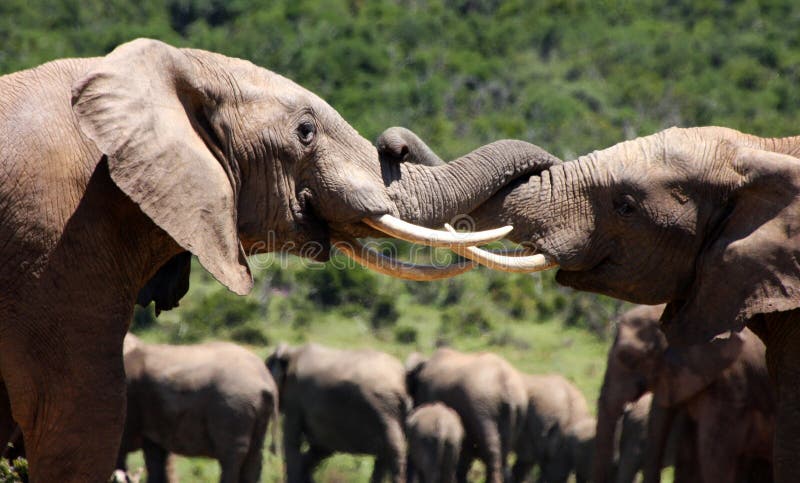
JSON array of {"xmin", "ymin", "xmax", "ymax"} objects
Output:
[
  {"xmin": 370, "ymin": 295, "xmax": 399, "ymax": 330},
  {"xmin": 439, "ymin": 304, "xmax": 494, "ymax": 338},
  {"xmin": 0, "ymin": 457, "xmax": 28, "ymax": 483},
  {"xmin": 393, "ymin": 325, "xmax": 418, "ymax": 344}
]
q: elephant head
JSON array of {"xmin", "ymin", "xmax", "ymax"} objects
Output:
[
  {"xmin": 265, "ymin": 343, "xmax": 294, "ymax": 404},
  {"xmin": 379, "ymin": 126, "xmax": 800, "ymax": 344},
  {"xmin": 72, "ymin": 39, "xmax": 561, "ymax": 300}
]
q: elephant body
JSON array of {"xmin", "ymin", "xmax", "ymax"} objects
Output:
[
  {"xmin": 0, "ymin": 40, "xmax": 554, "ymax": 481},
  {"xmin": 406, "ymin": 402, "xmax": 464, "ymax": 483},
  {"xmin": 118, "ymin": 334, "xmax": 278, "ymax": 483},
  {"xmin": 406, "ymin": 348, "xmax": 528, "ymax": 483},
  {"xmin": 511, "ymin": 373, "xmax": 590, "ymax": 483},
  {"xmin": 267, "ymin": 343, "xmax": 409, "ymax": 483}
]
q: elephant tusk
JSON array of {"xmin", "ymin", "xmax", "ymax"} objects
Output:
[
  {"xmin": 443, "ymin": 224, "xmax": 558, "ymax": 273},
  {"xmin": 364, "ymin": 214, "xmax": 513, "ymax": 248},
  {"xmin": 331, "ymin": 233, "xmax": 476, "ymax": 281}
]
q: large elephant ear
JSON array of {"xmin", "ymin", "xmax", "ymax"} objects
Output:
[
  {"xmin": 663, "ymin": 145, "xmax": 800, "ymax": 344},
  {"xmin": 655, "ymin": 332, "xmax": 743, "ymax": 406},
  {"xmin": 71, "ymin": 38, "xmax": 252, "ymax": 295}
]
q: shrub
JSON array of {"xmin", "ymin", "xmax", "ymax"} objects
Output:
[{"xmin": 394, "ymin": 325, "xmax": 418, "ymax": 344}]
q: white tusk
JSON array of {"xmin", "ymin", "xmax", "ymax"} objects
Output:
[
  {"xmin": 330, "ymin": 234, "xmax": 475, "ymax": 281},
  {"xmin": 444, "ymin": 224, "xmax": 558, "ymax": 273},
  {"xmin": 364, "ymin": 214, "xmax": 512, "ymax": 248}
]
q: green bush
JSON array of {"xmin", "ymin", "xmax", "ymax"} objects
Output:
[{"xmin": 0, "ymin": 457, "xmax": 27, "ymax": 483}]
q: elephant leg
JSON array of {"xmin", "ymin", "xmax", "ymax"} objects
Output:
[
  {"xmin": 1, "ymin": 323, "xmax": 127, "ymax": 482},
  {"xmin": 672, "ymin": 420, "xmax": 700, "ymax": 483},
  {"xmin": 510, "ymin": 453, "xmax": 535, "ymax": 483},
  {"xmin": 283, "ymin": 412, "xmax": 308, "ymax": 483},
  {"xmin": 0, "ymin": 381, "xmax": 16, "ymax": 458},
  {"xmin": 237, "ymin": 423, "xmax": 267, "ymax": 483},
  {"xmin": 457, "ymin": 443, "xmax": 477, "ymax": 483},
  {"xmin": 382, "ymin": 418, "xmax": 407, "ymax": 483},
  {"xmin": 371, "ymin": 457, "xmax": 389, "ymax": 483},
  {"xmin": 475, "ymin": 422, "xmax": 502, "ymax": 483},
  {"xmin": 142, "ymin": 438, "xmax": 170, "ymax": 483},
  {"xmin": 301, "ymin": 445, "xmax": 333, "ymax": 482}
]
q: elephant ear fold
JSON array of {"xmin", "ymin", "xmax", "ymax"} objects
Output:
[
  {"xmin": 655, "ymin": 332, "xmax": 743, "ymax": 406},
  {"xmin": 71, "ymin": 38, "xmax": 252, "ymax": 295},
  {"xmin": 663, "ymin": 145, "xmax": 800, "ymax": 345}
]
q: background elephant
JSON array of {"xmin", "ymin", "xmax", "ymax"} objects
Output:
[
  {"xmin": 592, "ymin": 305, "xmax": 773, "ymax": 483},
  {"xmin": 0, "ymin": 39, "xmax": 557, "ymax": 481},
  {"xmin": 377, "ymin": 125, "xmax": 798, "ymax": 480},
  {"xmin": 405, "ymin": 348, "xmax": 528, "ymax": 483},
  {"xmin": 117, "ymin": 334, "xmax": 278, "ymax": 483},
  {"xmin": 406, "ymin": 402, "xmax": 465, "ymax": 483},
  {"xmin": 511, "ymin": 373, "xmax": 590, "ymax": 482},
  {"xmin": 266, "ymin": 343, "xmax": 409, "ymax": 483}
]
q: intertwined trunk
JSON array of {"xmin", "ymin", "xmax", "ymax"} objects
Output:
[{"xmin": 387, "ymin": 140, "xmax": 561, "ymax": 228}]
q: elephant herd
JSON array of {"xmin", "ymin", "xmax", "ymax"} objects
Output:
[
  {"xmin": 2, "ymin": 37, "xmax": 800, "ymax": 482},
  {"xmin": 104, "ymin": 302, "xmax": 773, "ymax": 482}
]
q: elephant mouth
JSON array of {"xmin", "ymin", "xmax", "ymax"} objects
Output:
[{"xmin": 294, "ymin": 196, "xmax": 509, "ymax": 280}]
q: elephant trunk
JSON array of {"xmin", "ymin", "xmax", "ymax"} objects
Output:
[
  {"xmin": 593, "ymin": 393, "xmax": 626, "ymax": 483},
  {"xmin": 387, "ymin": 140, "xmax": 561, "ymax": 229}
]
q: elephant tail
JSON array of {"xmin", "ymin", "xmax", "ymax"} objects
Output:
[{"xmin": 266, "ymin": 389, "xmax": 280, "ymax": 455}]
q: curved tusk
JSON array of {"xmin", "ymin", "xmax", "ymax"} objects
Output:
[
  {"xmin": 364, "ymin": 214, "xmax": 512, "ymax": 248},
  {"xmin": 444, "ymin": 224, "xmax": 558, "ymax": 273},
  {"xmin": 330, "ymin": 234, "xmax": 476, "ymax": 281}
]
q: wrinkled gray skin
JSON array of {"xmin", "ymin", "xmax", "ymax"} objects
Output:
[
  {"xmin": 406, "ymin": 402, "xmax": 465, "ymax": 483},
  {"xmin": 266, "ymin": 343, "xmax": 409, "ymax": 483},
  {"xmin": 511, "ymin": 374, "xmax": 590, "ymax": 483},
  {"xmin": 117, "ymin": 334, "xmax": 278, "ymax": 483},
  {"xmin": 592, "ymin": 305, "xmax": 773, "ymax": 483},
  {"xmin": 377, "ymin": 125, "xmax": 798, "ymax": 481},
  {"xmin": 406, "ymin": 348, "xmax": 528, "ymax": 483},
  {"xmin": 0, "ymin": 40, "xmax": 558, "ymax": 481}
]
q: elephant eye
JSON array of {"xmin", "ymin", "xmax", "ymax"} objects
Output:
[
  {"xmin": 297, "ymin": 121, "xmax": 316, "ymax": 145},
  {"xmin": 613, "ymin": 194, "xmax": 636, "ymax": 217}
]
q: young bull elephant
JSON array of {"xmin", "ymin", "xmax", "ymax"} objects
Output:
[
  {"xmin": 511, "ymin": 373, "xmax": 590, "ymax": 483},
  {"xmin": 377, "ymin": 125, "xmax": 798, "ymax": 481},
  {"xmin": 117, "ymin": 334, "xmax": 279, "ymax": 483},
  {"xmin": 266, "ymin": 343, "xmax": 410, "ymax": 483},
  {"xmin": 405, "ymin": 348, "xmax": 528, "ymax": 483},
  {"xmin": 406, "ymin": 402, "xmax": 465, "ymax": 483}
]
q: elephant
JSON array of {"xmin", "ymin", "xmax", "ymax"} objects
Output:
[
  {"xmin": 266, "ymin": 343, "xmax": 410, "ymax": 483},
  {"xmin": 116, "ymin": 334, "xmax": 278, "ymax": 483},
  {"xmin": 587, "ymin": 304, "xmax": 774, "ymax": 483},
  {"xmin": 405, "ymin": 348, "xmax": 528, "ymax": 483},
  {"xmin": 511, "ymin": 373, "xmax": 590, "ymax": 483},
  {"xmin": 406, "ymin": 402, "xmax": 465, "ymax": 483},
  {"xmin": 0, "ymin": 39, "xmax": 560, "ymax": 481},
  {"xmin": 376, "ymin": 125, "xmax": 798, "ymax": 480}
]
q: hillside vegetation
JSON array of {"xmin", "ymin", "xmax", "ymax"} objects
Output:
[{"xmin": 1, "ymin": 0, "xmax": 795, "ymax": 480}]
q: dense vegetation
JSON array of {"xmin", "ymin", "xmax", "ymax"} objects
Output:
[{"xmin": 1, "ymin": 0, "xmax": 796, "ymax": 480}]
